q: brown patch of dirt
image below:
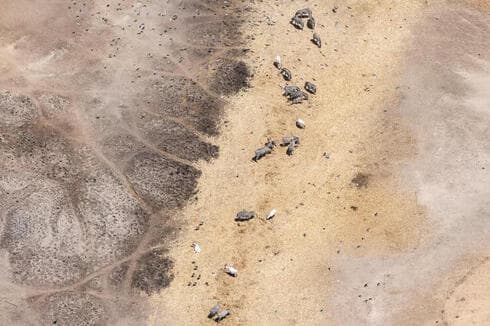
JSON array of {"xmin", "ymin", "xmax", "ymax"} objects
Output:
[{"xmin": 351, "ymin": 173, "xmax": 370, "ymax": 188}]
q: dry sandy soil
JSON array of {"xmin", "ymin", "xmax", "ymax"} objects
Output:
[
  {"xmin": 0, "ymin": 0, "xmax": 489, "ymax": 325},
  {"xmin": 150, "ymin": 0, "xmax": 490, "ymax": 325}
]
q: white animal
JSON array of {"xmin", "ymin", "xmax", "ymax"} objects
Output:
[
  {"xmin": 216, "ymin": 309, "xmax": 230, "ymax": 322},
  {"xmin": 296, "ymin": 119, "xmax": 305, "ymax": 129},
  {"xmin": 224, "ymin": 265, "xmax": 238, "ymax": 277},
  {"xmin": 192, "ymin": 243, "xmax": 201, "ymax": 253},
  {"xmin": 208, "ymin": 304, "xmax": 220, "ymax": 318},
  {"xmin": 267, "ymin": 209, "xmax": 277, "ymax": 220},
  {"xmin": 274, "ymin": 55, "xmax": 281, "ymax": 69}
]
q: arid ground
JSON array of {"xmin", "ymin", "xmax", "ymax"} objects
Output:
[{"xmin": 0, "ymin": 0, "xmax": 489, "ymax": 325}]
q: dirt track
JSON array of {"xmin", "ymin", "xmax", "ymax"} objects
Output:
[{"xmin": 0, "ymin": 0, "xmax": 489, "ymax": 325}]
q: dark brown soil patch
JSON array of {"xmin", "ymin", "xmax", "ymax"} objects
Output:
[{"xmin": 351, "ymin": 173, "xmax": 370, "ymax": 188}]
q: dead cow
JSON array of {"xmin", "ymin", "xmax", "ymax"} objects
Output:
[
  {"xmin": 295, "ymin": 8, "xmax": 312, "ymax": 18},
  {"xmin": 312, "ymin": 33, "xmax": 322, "ymax": 48},
  {"xmin": 253, "ymin": 146, "xmax": 271, "ymax": 161},
  {"xmin": 216, "ymin": 310, "xmax": 230, "ymax": 322},
  {"xmin": 252, "ymin": 139, "xmax": 275, "ymax": 161},
  {"xmin": 287, "ymin": 141, "xmax": 298, "ymax": 156},
  {"xmin": 282, "ymin": 136, "xmax": 300, "ymax": 156},
  {"xmin": 280, "ymin": 67, "xmax": 292, "ymax": 81},
  {"xmin": 281, "ymin": 136, "xmax": 300, "ymax": 146},
  {"xmin": 208, "ymin": 304, "xmax": 220, "ymax": 319},
  {"xmin": 235, "ymin": 210, "xmax": 256, "ymax": 221},
  {"xmin": 305, "ymin": 81, "xmax": 317, "ymax": 94},
  {"xmin": 290, "ymin": 15, "xmax": 304, "ymax": 29}
]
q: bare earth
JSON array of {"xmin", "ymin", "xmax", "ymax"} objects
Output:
[
  {"xmin": 0, "ymin": 0, "xmax": 489, "ymax": 325},
  {"xmin": 150, "ymin": 0, "xmax": 490, "ymax": 325}
]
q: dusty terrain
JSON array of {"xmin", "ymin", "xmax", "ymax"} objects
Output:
[
  {"xmin": 0, "ymin": 0, "xmax": 250, "ymax": 324},
  {"xmin": 0, "ymin": 0, "xmax": 489, "ymax": 325},
  {"xmin": 150, "ymin": 0, "xmax": 490, "ymax": 325}
]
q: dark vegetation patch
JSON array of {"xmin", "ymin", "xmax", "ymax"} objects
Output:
[
  {"xmin": 0, "ymin": 90, "xmax": 39, "ymax": 128},
  {"xmin": 38, "ymin": 292, "xmax": 106, "ymax": 326},
  {"xmin": 77, "ymin": 167, "xmax": 150, "ymax": 268},
  {"xmin": 133, "ymin": 114, "xmax": 219, "ymax": 162},
  {"xmin": 14, "ymin": 127, "xmax": 84, "ymax": 185},
  {"xmin": 109, "ymin": 262, "xmax": 129, "ymax": 288},
  {"xmin": 211, "ymin": 59, "xmax": 251, "ymax": 95},
  {"xmin": 38, "ymin": 94, "xmax": 71, "ymax": 118},
  {"xmin": 131, "ymin": 248, "xmax": 174, "ymax": 295},
  {"xmin": 144, "ymin": 76, "xmax": 224, "ymax": 136},
  {"xmin": 124, "ymin": 152, "xmax": 201, "ymax": 210},
  {"xmin": 100, "ymin": 132, "xmax": 147, "ymax": 163},
  {"xmin": 187, "ymin": 18, "xmax": 244, "ymax": 47},
  {"xmin": 146, "ymin": 216, "xmax": 180, "ymax": 247}
]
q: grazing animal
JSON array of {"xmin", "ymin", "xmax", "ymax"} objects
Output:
[
  {"xmin": 290, "ymin": 15, "xmax": 304, "ymax": 29},
  {"xmin": 292, "ymin": 97, "xmax": 306, "ymax": 104},
  {"xmin": 296, "ymin": 119, "xmax": 305, "ymax": 129},
  {"xmin": 280, "ymin": 67, "xmax": 292, "ymax": 81},
  {"xmin": 208, "ymin": 305, "xmax": 220, "ymax": 318},
  {"xmin": 289, "ymin": 91, "xmax": 308, "ymax": 104},
  {"xmin": 235, "ymin": 210, "xmax": 256, "ymax": 221},
  {"xmin": 282, "ymin": 136, "xmax": 300, "ymax": 156},
  {"xmin": 283, "ymin": 85, "xmax": 301, "ymax": 97},
  {"xmin": 312, "ymin": 33, "xmax": 322, "ymax": 48},
  {"xmin": 307, "ymin": 17, "xmax": 316, "ymax": 29},
  {"xmin": 216, "ymin": 310, "xmax": 230, "ymax": 322},
  {"xmin": 295, "ymin": 8, "xmax": 312, "ymax": 18},
  {"xmin": 224, "ymin": 265, "xmax": 238, "ymax": 277},
  {"xmin": 305, "ymin": 81, "xmax": 317, "ymax": 94}
]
